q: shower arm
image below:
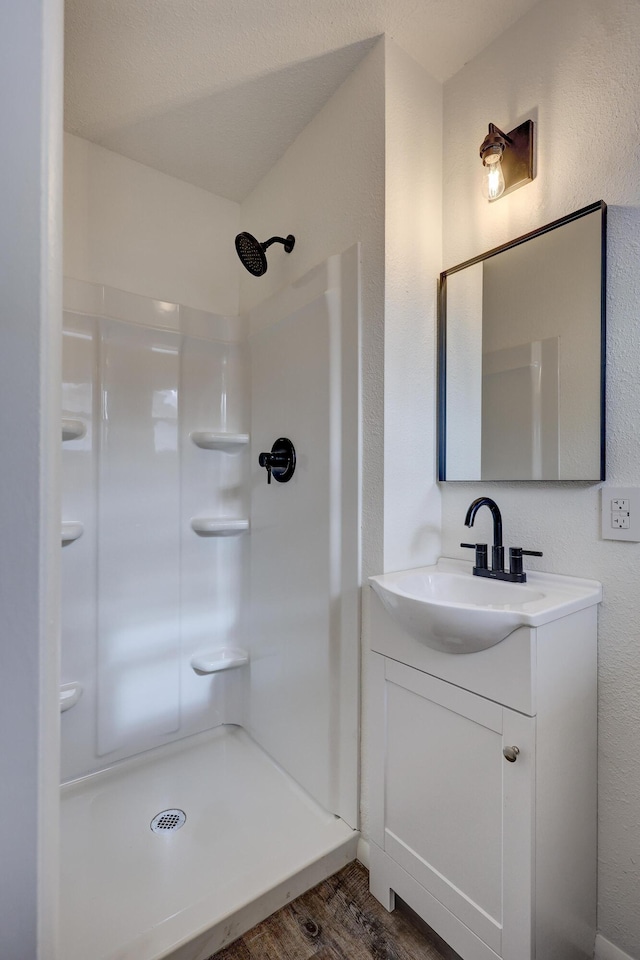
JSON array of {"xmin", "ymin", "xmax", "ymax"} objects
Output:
[{"xmin": 261, "ymin": 235, "xmax": 296, "ymax": 253}]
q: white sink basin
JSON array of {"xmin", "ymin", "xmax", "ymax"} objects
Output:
[{"xmin": 369, "ymin": 558, "xmax": 602, "ymax": 654}]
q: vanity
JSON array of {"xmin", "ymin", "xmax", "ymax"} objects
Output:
[
  {"xmin": 367, "ymin": 558, "xmax": 601, "ymax": 960},
  {"xmin": 367, "ymin": 202, "xmax": 606, "ymax": 957}
]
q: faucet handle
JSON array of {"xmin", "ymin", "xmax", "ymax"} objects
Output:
[
  {"xmin": 461, "ymin": 542, "xmax": 488, "ymax": 570},
  {"xmin": 509, "ymin": 547, "xmax": 543, "ymax": 576}
]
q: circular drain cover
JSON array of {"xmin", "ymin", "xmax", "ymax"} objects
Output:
[{"xmin": 150, "ymin": 809, "xmax": 186, "ymax": 834}]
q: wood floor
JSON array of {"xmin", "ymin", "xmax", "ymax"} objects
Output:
[{"xmin": 211, "ymin": 861, "xmax": 461, "ymax": 960}]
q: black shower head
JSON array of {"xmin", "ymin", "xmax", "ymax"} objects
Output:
[{"xmin": 235, "ymin": 232, "xmax": 295, "ymax": 277}]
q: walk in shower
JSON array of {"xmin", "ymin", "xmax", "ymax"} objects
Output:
[{"xmin": 59, "ymin": 247, "xmax": 360, "ymax": 960}]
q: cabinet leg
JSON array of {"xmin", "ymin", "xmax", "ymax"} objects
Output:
[
  {"xmin": 369, "ymin": 876, "xmax": 396, "ymax": 913},
  {"xmin": 369, "ymin": 842, "xmax": 397, "ymax": 912}
]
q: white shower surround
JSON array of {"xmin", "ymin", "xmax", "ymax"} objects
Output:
[
  {"xmin": 61, "ymin": 278, "xmax": 249, "ymax": 781},
  {"xmin": 59, "ymin": 250, "xmax": 360, "ymax": 959},
  {"xmin": 247, "ymin": 245, "xmax": 361, "ymax": 827}
]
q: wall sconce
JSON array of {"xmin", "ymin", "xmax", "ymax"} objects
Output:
[{"xmin": 479, "ymin": 120, "xmax": 535, "ymax": 201}]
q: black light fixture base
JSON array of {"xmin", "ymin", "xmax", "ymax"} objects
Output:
[{"xmin": 494, "ymin": 119, "xmax": 535, "ymax": 201}]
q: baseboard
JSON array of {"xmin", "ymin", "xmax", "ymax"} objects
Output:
[{"xmin": 595, "ymin": 933, "xmax": 638, "ymax": 960}]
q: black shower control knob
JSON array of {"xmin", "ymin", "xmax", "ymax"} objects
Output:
[
  {"xmin": 258, "ymin": 452, "xmax": 273, "ymax": 484},
  {"xmin": 258, "ymin": 438, "xmax": 296, "ymax": 485}
]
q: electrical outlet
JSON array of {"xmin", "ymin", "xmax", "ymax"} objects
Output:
[
  {"xmin": 611, "ymin": 513, "xmax": 630, "ymax": 529},
  {"xmin": 602, "ymin": 487, "xmax": 640, "ymax": 541},
  {"xmin": 611, "ymin": 498, "xmax": 630, "ymax": 512}
]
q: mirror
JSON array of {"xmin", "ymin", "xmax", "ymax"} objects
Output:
[{"xmin": 438, "ymin": 201, "xmax": 606, "ymax": 481}]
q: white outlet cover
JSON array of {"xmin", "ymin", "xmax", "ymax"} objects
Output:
[{"xmin": 601, "ymin": 487, "xmax": 640, "ymax": 542}]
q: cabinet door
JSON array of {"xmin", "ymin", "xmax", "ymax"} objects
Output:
[{"xmin": 379, "ymin": 658, "xmax": 535, "ymax": 959}]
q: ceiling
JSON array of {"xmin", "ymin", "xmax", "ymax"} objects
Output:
[{"xmin": 64, "ymin": 0, "xmax": 540, "ymax": 202}]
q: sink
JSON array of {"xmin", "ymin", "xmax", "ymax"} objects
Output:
[{"xmin": 369, "ymin": 558, "xmax": 602, "ymax": 654}]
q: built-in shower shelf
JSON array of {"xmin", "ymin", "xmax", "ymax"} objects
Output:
[
  {"xmin": 62, "ymin": 419, "xmax": 86, "ymax": 442},
  {"xmin": 190, "ymin": 431, "xmax": 249, "ymax": 452},
  {"xmin": 60, "ymin": 682, "xmax": 83, "ymax": 712},
  {"xmin": 190, "ymin": 648, "xmax": 249, "ymax": 674},
  {"xmin": 61, "ymin": 521, "xmax": 84, "ymax": 545},
  {"xmin": 191, "ymin": 518, "xmax": 249, "ymax": 536}
]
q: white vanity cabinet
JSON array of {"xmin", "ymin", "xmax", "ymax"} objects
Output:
[{"xmin": 368, "ymin": 585, "xmax": 599, "ymax": 960}]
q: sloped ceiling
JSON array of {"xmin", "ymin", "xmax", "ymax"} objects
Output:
[{"xmin": 65, "ymin": 0, "xmax": 540, "ymax": 201}]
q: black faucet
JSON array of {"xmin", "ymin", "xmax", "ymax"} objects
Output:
[
  {"xmin": 465, "ymin": 497, "xmax": 504, "ymax": 572},
  {"xmin": 461, "ymin": 496, "xmax": 542, "ymax": 583}
]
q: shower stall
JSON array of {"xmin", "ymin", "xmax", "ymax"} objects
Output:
[{"xmin": 58, "ymin": 246, "xmax": 361, "ymax": 960}]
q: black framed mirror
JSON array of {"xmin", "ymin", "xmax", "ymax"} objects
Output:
[{"xmin": 438, "ymin": 201, "xmax": 606, "ymax": 481}]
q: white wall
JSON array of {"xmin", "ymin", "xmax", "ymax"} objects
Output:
[
  {"xmin": 64, "ymin": 134, "xmax": 240, "ymax": 314},
  {"xmin": 383, "ymin": 40, "xmax": 442, "ymax": 572},
  {"xmin": 0, "ymin": 0, "xmax": 63, "ymax": 956},
  {"xmin": 441, "ymin": 1, "xmax": 640, "ymax": 954}
]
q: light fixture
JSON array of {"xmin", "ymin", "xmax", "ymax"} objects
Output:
[{"xmin": 479, "ymin": 120, "xmax": 535, "ymax": 201}]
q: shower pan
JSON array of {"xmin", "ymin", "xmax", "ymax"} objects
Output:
[{"xmin": 59, "ymin": 247, "xmax": 361, "ymax": 960}]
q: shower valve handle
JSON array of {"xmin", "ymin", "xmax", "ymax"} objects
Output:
[
  {"xmin": 258, "ymin": 452, "xmax": 272, "ymax": 483},
  {"xmin": 258, "ymin": 451, "xmax": 289, "ymax": 483},
  {"xmin": 258, "ymin": 439, "xmax": 296, "ymax": 486}
]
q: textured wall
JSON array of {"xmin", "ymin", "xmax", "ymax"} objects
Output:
[
  {"xmin": 442, "ymin": 1, "xmax": 640, "ymax": 954},
  {"xmin": 64, "ymin": 134, "xmax": 240, "ymax": 314},
  {"xmin": 63, "ymin": 0, "xmax": 539, "ymax": 201},
  {"xmin": 383, "ymin": 40, "xmax": 442, "ymax": 573}
]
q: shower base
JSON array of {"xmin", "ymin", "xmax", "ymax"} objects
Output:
[{"xmin": 59, "ymin": 725, "xmax": 358, "ymax": 960}]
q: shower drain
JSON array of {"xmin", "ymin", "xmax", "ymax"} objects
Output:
[{"xmin": 150, "ymin": 809, "xmax": 186, "ymax": 834}]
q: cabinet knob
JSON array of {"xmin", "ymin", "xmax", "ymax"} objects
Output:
[{"xmin": 503, "ymin": 745, "xmax": 520, "ymax": 763}]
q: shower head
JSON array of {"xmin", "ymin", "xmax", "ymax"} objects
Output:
[{"xmin": 235, "ymin": 231, "xmax": 295, "ymax": 277}]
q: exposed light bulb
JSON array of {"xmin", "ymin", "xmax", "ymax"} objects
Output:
[{"xmin": 481, "ymin": 156, "xmax": 505, "ymax": 201}]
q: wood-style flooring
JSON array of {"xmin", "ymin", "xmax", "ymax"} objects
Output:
[{"xmin": 211, "ymin": 861, "xmax": 461, "ymax": 960}]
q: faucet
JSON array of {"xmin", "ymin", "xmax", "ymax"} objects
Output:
[
  {"xmin": 464, "ymin": 497, "xmax": 504, "ymax": 573},
  {"xmin": 461, "ymin": 496, "xmax": 542, "ymax": 583}
]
